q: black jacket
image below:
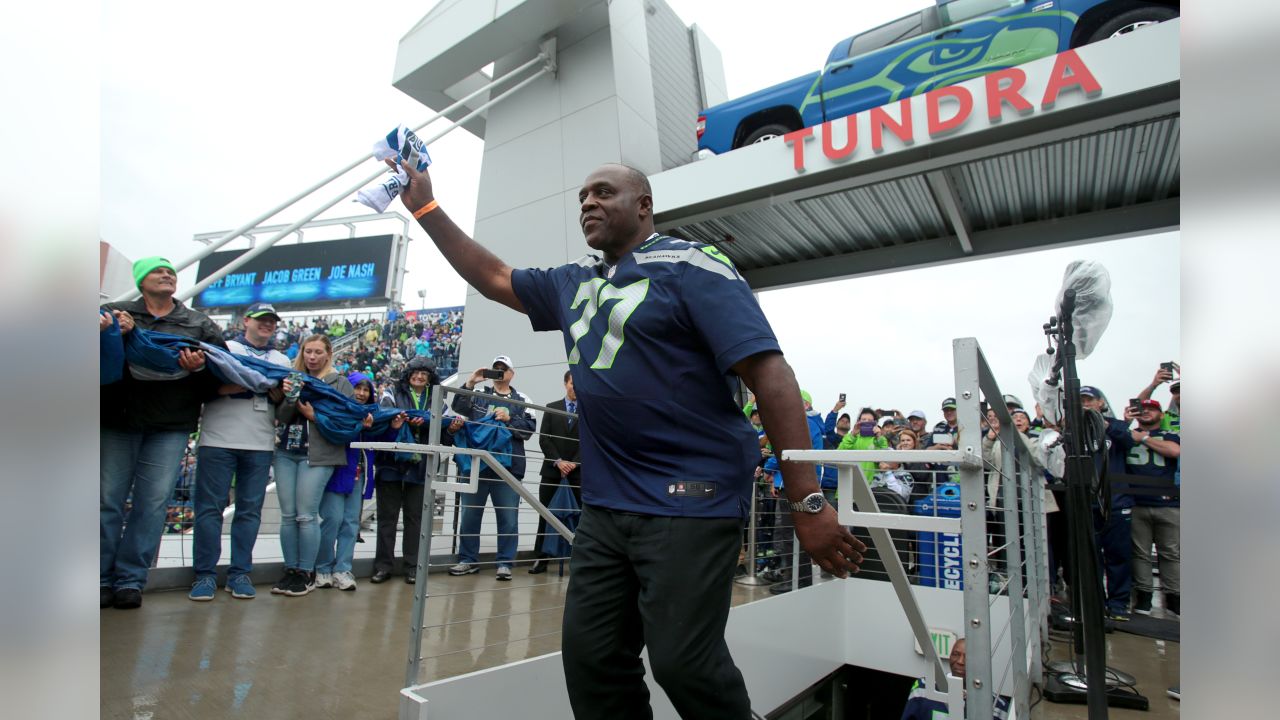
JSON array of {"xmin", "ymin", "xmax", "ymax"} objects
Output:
[
  {"xmin": 538, "ymin": 398, "xmax": 581, "ymax": 484},
  {"xmin": 374, "ymin": 358, "xmax": 454, "ymax": 484},
  {"xmin": 100, "ymin": 298, "xmax": 225, "ymax": 433}
]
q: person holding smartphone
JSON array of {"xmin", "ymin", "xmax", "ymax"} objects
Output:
[
  {"xmin": 1136, "ymin": 362, "xmax": 1180, "ymax": 432},
  {"xmin": 448, "ymin": 355, "xmax": 537, "ymax": 581},
  {"xmin": 838, "ymin": 407, "xmax": 890, "ymax": 483}
]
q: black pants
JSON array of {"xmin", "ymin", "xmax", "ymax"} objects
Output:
[
  {"xmin": 1047, "ymin": 490, "xmax": 1071, "ymax": 590},
  {"xmin": 561, "ymin": 505, "xmax": 751, "ymax": 719},
  {"xmin": 374, "ymin": 469, "xmax": 424, "ymax": 574},
  {"xmin": 534, "ymin": 474, "xmax": 581, "ymax": 556}
]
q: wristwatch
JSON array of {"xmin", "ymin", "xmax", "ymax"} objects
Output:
[{"xmin": 789, "ymin": 492, "xmax": 826, "ymax": 514}]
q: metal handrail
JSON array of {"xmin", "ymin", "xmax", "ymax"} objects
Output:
[
  {"xmin": 348, "ymin": 441, "xmax": 575, "ymax": 545},
  {"xmin": 781, "ymin": 337, "xmax": 1048, "ymax": 719},
  {"xmin": 781, "ymin": 452, "xmax": 954, "ymax": 700},
  {"xmin": 175, "ymin": 60, "xmax": 555, "ymax": 303},
  {"xmin": 112, "ymin": 48, "xmax": 556, "ymax": 303}
]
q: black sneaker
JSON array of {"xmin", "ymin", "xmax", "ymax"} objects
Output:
[
  {"xmin": 1165, "ymin": 593, "xmax": 1180, "ymax": 616},
  {"xmin": 1166, "ymin": 685, "xmax": 1180, "ymax": 701},
  {"xmin": 101, "ymin": 586, "xmax": 114, "ymax": 609},
  {"xmin": 1106, "ymin": 608, "xmax": 1130, "ymax": 623},
  {"xmin": 113, "ymin": 587, "xmax": 143, "ymax": 610},
  {"xmin": 1133, "ymin": 590, "xmax": 1154, "ymax": 615},
  {"xmin": 768, "ymin": 581, "xmax": 794, "ymax": 595},
  {"xmin": 271, "ymin": 569, "xmax": 294, "ymax": 595},
  {"xmin": 284, "ymin": 570, "xmax": 315, "ymax": 597}
]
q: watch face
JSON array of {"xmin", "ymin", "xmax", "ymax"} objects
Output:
[{"xmin": 805, "ymin": 493, "xmax": 824, "ymax": 513}]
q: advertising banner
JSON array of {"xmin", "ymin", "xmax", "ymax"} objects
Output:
[{"xmin": 194, "ymin": 235, "xmax": 396, "ymax": 311}]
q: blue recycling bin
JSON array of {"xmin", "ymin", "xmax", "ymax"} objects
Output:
[{"xmin": 915, "ymin": 482, "xmax": 963, "ymax": 590}]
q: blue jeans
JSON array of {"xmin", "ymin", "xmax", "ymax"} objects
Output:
[
  {"xmin": 100, "ymin": 428, "xmax": 190, "ymax": 590},
  {"xmin": 457, "ymin": 477, "xmax": 520, "ymax": 568},
  {"xmin": 273, "ymin": 453, "xmax": 332, "ymax": 572},
  {"xmin": 316, "ymin": 478, "xmax": 364, "ymax": 574},
  {"xmin": 192, "ymin": 446, "xmax": 273, "ymax": 579}
]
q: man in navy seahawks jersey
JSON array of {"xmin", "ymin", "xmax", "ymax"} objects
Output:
[
  {"xmin": 1122, "ymin": 399, "xmax": 1180, "ymax": 616},
  {"xmin": 1082, "ymin": 385, "xmax": 1136, "ymax": 620},
  {"xmin": 391, "ymin": 158, "xmax": 864, "ymax": 720}
]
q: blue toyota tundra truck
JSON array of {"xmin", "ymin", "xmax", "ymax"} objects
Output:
[{"xmin": 695, "ymin": 0, "xmax": 1178, "ymax": 157}]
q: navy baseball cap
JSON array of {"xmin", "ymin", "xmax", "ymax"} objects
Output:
[
  {"xmin": 245, "ymin": 303, "xmax": 281, "ymax": 321},
  {"xmin": 1079, "ymin": 385, "xmax": 1102, "ymax": 398}
]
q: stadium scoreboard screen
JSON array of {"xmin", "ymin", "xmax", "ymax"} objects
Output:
[{"xmin": 194, "ymin": 235, "xmax": 397, "ymax": 311}]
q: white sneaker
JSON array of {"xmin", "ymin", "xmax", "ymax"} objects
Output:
[
  {"xmin": 448, "ymin": 563, "xmax": 478, "ymax": 576},
  {"xmin": 333, "ymin": 571, "xmax": 357, "ymax": 591},
  {"xmin": 314, "ymin": 572, "xmax": 334, "ymax": 589},
  {"xmin": 496, "ymin": 566, "xmax": 513, "ymax": 581}
]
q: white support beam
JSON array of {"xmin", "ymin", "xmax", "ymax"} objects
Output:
[{"xmin": 926, "ymin": 170, "xmax": 973, "ymax": 255}]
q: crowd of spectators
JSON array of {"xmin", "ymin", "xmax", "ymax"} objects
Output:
[
  {"xmin": 102, "ymin": 256, "xmax": 1177, "ymax": 627},
  {"xmin": 212, "ymin": 308, "xmax": 464, "ymax": 391},
  {"xmin": 160, "ymin": 308, "xmax": 466, "ymax": 540},
  {"xmin": 741, "ymin": 365, "xmax": 1181, "ymax": 622}
]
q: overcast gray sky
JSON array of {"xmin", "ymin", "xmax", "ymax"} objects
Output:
[{"xmin": 101, "ymin": 0, "xmax": 1179, "ymax": 416}]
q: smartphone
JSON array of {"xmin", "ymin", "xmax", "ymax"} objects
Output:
[
  {"xmin": 1129, "ymin": 398, "xmax": 1143, "ymax": 415},
  {"xmin": 481, "ymin": 368, "xmax": 505, "ymax": 379},
  {"xmin": 932, "ymin": 433, "xmax": 953, "ymax": 446},
  {"xmin": 1160, "ymin": 361, "xmax": 1176, "ymax": 372},
  {"xmin": 839, "ymin": 393, "xmax": 846, "ymax": 403},
  {"xmin": 858, "ymin": 422, "xmax": 876, "ymax": 437}
]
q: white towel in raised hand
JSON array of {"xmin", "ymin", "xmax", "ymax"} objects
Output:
[
  {"xmin": 355, "ymin": 169, "xmax": 409, "ymax": 213},
  {"xmin": 355, "ymin": 125, "xmax": 432, "ymax": 212}
]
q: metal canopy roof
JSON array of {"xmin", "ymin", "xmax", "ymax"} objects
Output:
[{"xmin": 651, "ymin": 21, "xmax": 1180, "ymax": 291}]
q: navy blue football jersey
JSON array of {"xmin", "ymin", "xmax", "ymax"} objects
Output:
[
  {"xmin": 1126, "ymin": 430, "xmax": 1180, "ymax": 507},
  {"xmin": 512, "ymin": 234, "xmax": 781, "ymax": 518}
]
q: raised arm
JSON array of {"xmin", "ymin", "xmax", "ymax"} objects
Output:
[
  {"xmin": 394, "ymin": 160, "xmax": 525, "ymax": 313},
  {"xmin": 1137, "ymin": 364, "xmax": 1175, "ymax": 401}
]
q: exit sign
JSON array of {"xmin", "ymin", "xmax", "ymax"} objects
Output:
[{"xmin": 914, "ymin": 628, "xmax": 958, "ymax": 659}]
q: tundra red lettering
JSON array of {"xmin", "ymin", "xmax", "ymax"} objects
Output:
[
  {"xmin": 784, "ymin": 127, "xmax": 815, "ymax": 172},
  {"xmin": 985, "ymin": 67, "xmax": 1033, "ymax": 123},
  {"xmin": 1040, "ymin": 49, "xmax": 1103, "ymax": 109},
  {"xmin": 822, "ymin": 115, "xmax": 858, "ymax": 162},
  {"xmin": 870, "ymin": 99, "xmax": 913, "ymax": 153},
  {"xmin": 926, "ymin": 86, "xmax": 973, "ymax": 139},
  {"xmin": 782, "ymin": 50, "xmax": 1105, "ymax": 174}
]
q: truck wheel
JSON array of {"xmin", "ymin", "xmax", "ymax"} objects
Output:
[
  {"xmin": 740, "ymin": 123, "xmax": 795, "ymax": 148},
  {"xmin": 1086, "ymin": 6, "xmax": 1178, "ymax": 44}
]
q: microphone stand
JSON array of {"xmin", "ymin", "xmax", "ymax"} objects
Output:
[{"xmin": 1039, "ymin": 290, "xmax": 1147, "ymax": 714}]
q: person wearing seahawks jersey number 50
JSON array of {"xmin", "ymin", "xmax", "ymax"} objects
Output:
[
  {"xmin": 388, "ymin": 155, "xmax": 865, "ymax": 720},
  {"xmin": 1121, "ymin": 398, "xmax": 1180, "ymax": 617}
]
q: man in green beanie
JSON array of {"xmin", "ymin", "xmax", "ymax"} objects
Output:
[{"xmin": 99, "ymin": 256, "xmax": 225, "ymax": 610}]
